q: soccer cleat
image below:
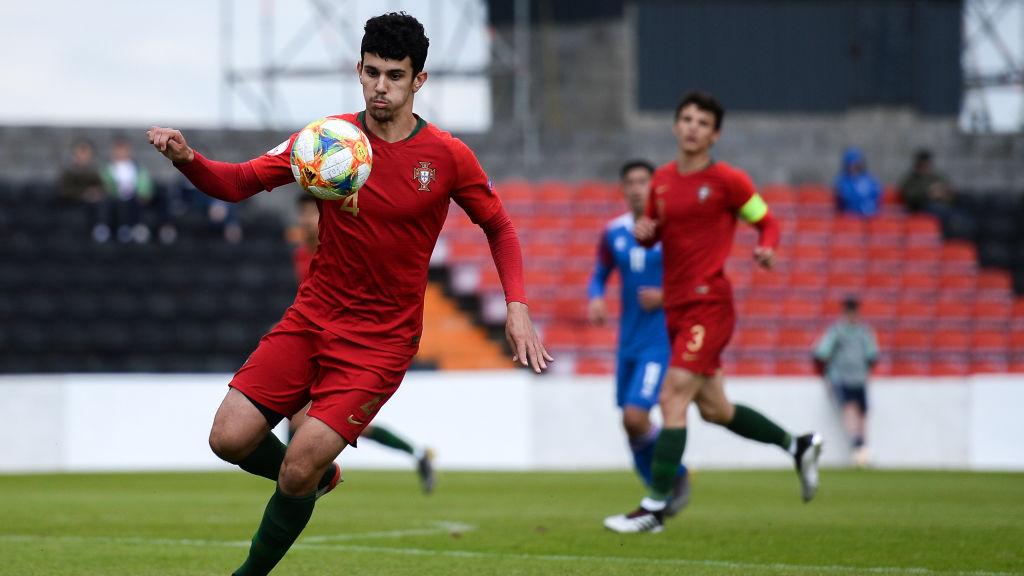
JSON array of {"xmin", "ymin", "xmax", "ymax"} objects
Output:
[
  {"xmin": 315, "ymin": 462, "xmax": 343, "ymax": 499},
  {"xmin": 665, "ymin": 469, "xmax": 691, "ymax": 518},
  {"xmin": 417, "ymin": 448, "xmax": 436, "ymax": 494},
  {"xmin": 794, "ymin": 433, "xmax": 823, "ymax": 503},
  {"xmin": 603, "ymin": 507, "xmax": 664, "ymax": 533}
]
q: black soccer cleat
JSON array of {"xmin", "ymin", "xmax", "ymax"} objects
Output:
[
  {"xmin": 315, "ymin": 462, "xmax": 343, "ymax": 499},
  {"xmin": 417, "ymin": 448, "xmax": 436, "ymax": 495},
  {"xmin": 794, "ymin": 433, "xmax": 823, "ymax": 503}
]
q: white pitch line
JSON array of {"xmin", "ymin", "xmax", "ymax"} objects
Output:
[
  {"xmin": 303, "ymin": 521, "xmax": 475, "ymax": 543},
  {"xmin": 0, "ymin": 533, "xmax": 1019, "ymax": 576}
]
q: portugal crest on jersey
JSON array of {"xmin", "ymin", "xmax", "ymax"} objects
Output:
[
  {"xmin": 698, "ymin": 185, "xmax": 711, "ymax": 203},
  {"xmin": 414, "ymin": 161, "xmax": 437, "ymax": 191}
]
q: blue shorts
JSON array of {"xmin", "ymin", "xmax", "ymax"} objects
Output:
[
  {"xmin": 835, "ymin": 382, "xmax": 868, "ymax": 414},
  {"xmin": 616, "ymin": 348, "xmax": 669, "ymax": 411}
]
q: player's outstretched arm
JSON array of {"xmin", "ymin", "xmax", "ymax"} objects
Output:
[
  {"xmin": 506, "ymin": 302, "xmax": 553, "ymax": 374},
  {"xmin": 146, "ymin": 126, "xmax": 265, "ymax": 203},
  {"xmin": 147, "ymin": 126, "xmax": 195, "ymax": 165}
]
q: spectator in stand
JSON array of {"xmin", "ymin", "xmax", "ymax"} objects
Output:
[
  {"xmin": 813, "ymin": 296, "xmax": 878, "ymax": 467},
  {"xmin": 59, "ymin": 138, "xmax": 104, "ymax": 203},
  {"xmin": 58, "ymin": 139, "xmax": 108, "ymax": 241},
  {"xmin": 898, "ymin": 149, "xmax": 952, "ymax": 216},
  {"xmin": 99, "ymin": 137, "xmax": 155, "ymax": 243},
  {"xmin": 833, "ymin": 147, "xmax": 881, "ymax": 217},
  {"xmin": 174, "ymin": 174, "xmax": 244, "ymax": 243}
]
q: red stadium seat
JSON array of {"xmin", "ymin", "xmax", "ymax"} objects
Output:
[
  {"xmin": 933, "ymin": 331, "xmax": 971, "ymax": 351},
  {"xmin": 448, "ymin": 239, "xmax": 492, "ymax": 263},
  {"xmin": 903, "ymin": 246, "xmax": 941, "ymax": 264},
  {"xmin": 901, "ymin": 272, "xmax": 937, "ymax": 291},
  {"xmin": 575, "ymin": 352, "xmax": 616, "ymax": 375},
  {"xmin": 777, "ymin": 328, "xmax": 819, "ymax": 351},
  {"xmin": 575, "ymin": 181, "xmax": 617, "ymax": 203},
  {"xmin": 741, "ymin": 298, "xmax": 782, "ymax": 319},
  {"xmin": 789, "ymin": 271, "xmax": 826, "ymax": 291},
  {"xmin": 732, "ymin": 327, "xmax": 779, "ymax": 350},
  {"xmin": 905, "ymin": 215, "xmax": 941, "ymax": 238},
  {"xmin": 941, "ymin": 242, "xmax": 977, "ymax": 264},
  {"xmin": 791, "ymin": 244, "xmax": 829, "ymax": 262},
  {"xmin": 865, "ymin": 272, "xmax": 901, "ymax": 291},
  {"xmin": 760, "ymin": 184, "xmax": 797, "ymax": 206},
  {"xmin": 977, "ymin": 270, "xmax": 1012, "ymax": 291},
  {"xmin": 731, "ymin": 353, "xmax": 776, "ymax": 375},
  {"xmin": 581, "ymin": 325, "xmax": 617, "ymax": 351},
  {"xmin": 751, "ymin": 268, "xmax": 790, "ymax": 290},
  {"xmin": 894, "ymin": 329, "xmax": 931, "ymax": 351},
  {"xmin": 931, "ymin": 358, "xmax": 970, "ymax": 376},
  {"xmin": 867, "ymin": 216, "xmax": 905, "ymax": 237},
  {"xmin": 796, "ymin": 185, "xmax": 833, "ymax": 207},
  {"xmin": 781, "ymin": 298, "xmax": 824, "ymax": 321},
  {"xmin": 543, "ymin": 323, "xmax": 581, "ymax": 349},
  {"xmin": 890, "ymin": 359, "xmax": 931, "ymax": 376}
]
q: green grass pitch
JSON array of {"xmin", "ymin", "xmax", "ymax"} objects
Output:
[{"xmin": 1, "ymin": 469, "xmax": 1021, "ymax": 575}]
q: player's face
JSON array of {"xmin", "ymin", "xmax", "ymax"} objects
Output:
[
  {"xmin": 357, "ymin": 53, "xmax": 427, "ymax": 123},
  {"xmin": 621, "ymin": 167, "xmax": 652, "ymax": 217},
  {"xmin": 673, "ymin": 104, "xmax": 719, "ymax": 155}
]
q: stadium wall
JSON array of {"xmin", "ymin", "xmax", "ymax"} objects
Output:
[{"xmin": 2, "ymin": 373, "xmax": 1023, "ymax": 473}]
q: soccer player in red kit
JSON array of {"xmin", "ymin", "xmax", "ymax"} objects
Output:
[
  {"xmin": 148, "ymin": 13, "xmax": 551, "ymax": 575},
  {"xmin": 604, "ymin": 92, "xmax": 822, "ymax": 534}
]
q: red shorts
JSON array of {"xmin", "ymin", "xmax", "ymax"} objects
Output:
[
  {"xmin": 230, "ymin": 307, "xmax": 416, "ymax": 446},
  {"xmin": 666, "ymin": 300, "xmax": 736, "ymax": 375}
]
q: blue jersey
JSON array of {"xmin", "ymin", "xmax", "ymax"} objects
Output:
[{"xmin": 588, "ymin": 213, "xmax": 670, "ymax": 358}]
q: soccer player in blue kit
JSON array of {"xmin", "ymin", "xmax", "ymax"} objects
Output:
[{"xmin": 588, "ymin": 160, "xmax": 690, "ymax": 517}]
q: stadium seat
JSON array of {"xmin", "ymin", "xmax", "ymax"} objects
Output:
[{"xmin": 732, "ymin": 327, "xmax": 779, "ymax": 351}]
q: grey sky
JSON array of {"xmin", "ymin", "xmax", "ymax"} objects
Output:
[
  {"xmin": 0, "ymin": 0, "xmax": 490, "ymax": 130},
  {"xmin": 1, "ymin": 1, "xmax": 1019, "ymax": 132}
]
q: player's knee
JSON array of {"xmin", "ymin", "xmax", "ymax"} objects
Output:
[
  {"xmin": 208, "ymin": 426, "xmax": 247, "ymax": 463},
  {"xmin": 278, "ymin": 460, "xmax": 319, "ymax": 496},
  {"xmin": 696, "ymin": 399, "xmax": 731, "ymax": 425},
  {"xmin": 622, "ymin": 410, "xmax": 650, "ymax": 438}
]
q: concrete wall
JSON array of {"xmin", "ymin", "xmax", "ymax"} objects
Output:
[{"xmin": 2, "ymin": 373, "xmax": 1023, "ymax": 474}]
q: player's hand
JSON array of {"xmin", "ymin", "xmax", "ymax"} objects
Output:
[
  {"xmin": 633, "ymin": 216, "xmax": 658, "ymax": 243},
  {"xmin": 147, "ymin": 126, "xmax": 194, "ymax": 165},
  {"xmin": 506, "ymin": 302, "xmax": 553, "ymax": 374},
  {"xmin": 638, "ymin": 287, "xmax": 663, "ymax": 311},
  {"xmin": 753, "ymin": 246, "xmax": 774, "ymax": 270},
  {"xmin": 587, "ymin": 298, "xmax": 607, "ymax": 326}
]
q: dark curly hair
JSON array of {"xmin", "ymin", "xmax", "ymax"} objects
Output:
[
  {"xmin": 361, "ymin": 12, "xmax": 430, "ymax": 75},
  {"xmin": 675, "ymin": 91, "xmax": 724, "ymax": 131}
]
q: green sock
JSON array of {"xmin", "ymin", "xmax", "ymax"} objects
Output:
[
  {"xmin": 647, "ymin": 428, "xmax": 687, "ymax": 501},
  {"xmin": 364, "ymin": 425, "xmax": 415, "ymax": 455},
  {"xmin": 726, "ymin": 404, "xmax": 792, "ymax": 451},
  {"xmin": 233, "ymin": 487, "xmax": 316, "ymax": 576},
  {"xmin": 236, "ymin": 433, "xmax": 287, "ymax": 481}
]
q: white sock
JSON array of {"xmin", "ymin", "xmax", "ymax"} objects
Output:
[
  {"xmin": 787, "ymin": 437, "xmax": 797, "ymax": 456},
  {"xmin": 640, "ymin": 497, "xmax": 666, "ymax": 512}
]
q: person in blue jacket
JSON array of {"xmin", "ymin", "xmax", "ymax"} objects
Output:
[{"xmin": 834, "ymin": 147, "xmax": 881, "ymax": 217}]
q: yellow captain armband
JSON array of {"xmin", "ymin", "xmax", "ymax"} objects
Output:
[{"xmin": 738, "ymin": 193, "xmax": 769, "ymax": 223}]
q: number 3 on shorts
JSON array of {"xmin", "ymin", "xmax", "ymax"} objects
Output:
[{"xmin": 686, "ymin": 325, "xmax": 706, "ymax": 353}]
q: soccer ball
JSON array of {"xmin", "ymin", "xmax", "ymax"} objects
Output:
[{"xmin": 290, "ymin": 117, "xmax": 372, "ymax": 200}]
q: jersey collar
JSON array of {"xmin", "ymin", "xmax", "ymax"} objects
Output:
[{"xmin": 357, "ymin": 111, "xmax": 427, "ymax": 144}]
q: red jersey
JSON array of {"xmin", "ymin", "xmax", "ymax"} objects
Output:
[
  {"xmin": 250, "ymin": 112, "xmax": 504, "ymax": 351},
  {"xmin": 645, "ymin": 161, "xmax": 757, "ymax": 308}
]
